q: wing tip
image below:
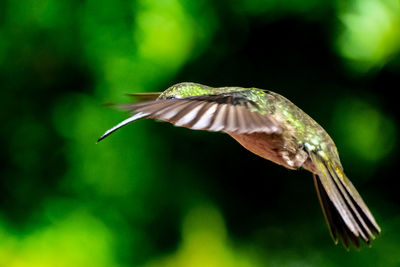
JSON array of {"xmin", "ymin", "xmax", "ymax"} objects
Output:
[
  {"xmin": 97, "ymin": 127, "xmax": 117, "ymax": 143},
  {"xmin": 97, "ymin": 133, "xmax": 108, "ymax": 143},
  {"xmin": 97, "ymin": 112, "xmax": 149, "ymax": 143}
]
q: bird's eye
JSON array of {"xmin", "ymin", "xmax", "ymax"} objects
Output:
[{"xmin": 166, "ymin": 96, "xmax": 175, "ymax": 100}]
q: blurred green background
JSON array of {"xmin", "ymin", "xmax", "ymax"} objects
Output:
[{"xmin": 1, "ymin": 0, "xmax": 399, "ymax": 266}]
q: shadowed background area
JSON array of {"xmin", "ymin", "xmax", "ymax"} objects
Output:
[{"xmin": 0, "ymin": 0, "xmax": 399, "ymax": 266}]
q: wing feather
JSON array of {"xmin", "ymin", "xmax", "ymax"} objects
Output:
[
  {"xmin": 235, "ymin": 105, "xmax": 247, "ymax": 133},
  {"xmin": 245, "ymin": 109, "xmax": 261, "ymax": 131},
  {"xmin": 225, "ymin": 104, "xmax": 239, "ymax": 132},
  {"xmin": 99, "ymin": 93, "xmax": 282, "ymax": 142},
  {"xmin": 156, "ymin": 101, "xmax": 194, "ymax": 120},
  {"xmin": 173, "ymin": 102, "xmax": 207, "ymax": 127},
  {"xmin": 97, "ymin": 112, "xmax": 149, "ymax": 142},
  {"xmin": 126, "ymin": 92, "xmax": 161, "ymax": 102},
  {"xmin": 209, "ymin": 104, "xmax": 229, "ymax": 132},
  {"xmin": 191, "ymin": 103, "xmax": 218, "ymax": 130}
]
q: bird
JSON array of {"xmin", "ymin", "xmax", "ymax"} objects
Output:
[{"xmin": 98, "ymin": 82, "xmax": 380, "ymax": 249}]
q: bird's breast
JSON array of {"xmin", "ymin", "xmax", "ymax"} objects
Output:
[{"xmin": 228, "ymin": 132, "xmax": 310, "ymax": 170}]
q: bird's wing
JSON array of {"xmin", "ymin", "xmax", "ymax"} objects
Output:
[
  {"xmin": 126, "ymin": 92, "xmax": 161, "ymax": 102},
  {"xmin": 98, "ymin": 92, "xmax": 282, "ymax": 142},
  {"xmin": 309, "ymin": 151, "xmax": 380, "ymax": 249}
]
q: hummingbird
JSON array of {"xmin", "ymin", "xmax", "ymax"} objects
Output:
[{"xmin": 98, "ymin": 82, "xmax": 380, "ymax": 249}]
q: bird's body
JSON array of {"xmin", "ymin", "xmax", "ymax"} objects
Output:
[{"xmin": 99, "ymin": 82, "xmax": 380, "ymax": 249}]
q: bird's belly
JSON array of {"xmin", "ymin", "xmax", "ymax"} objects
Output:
[{"xmin": 228, "ymin": 132, "xmax": 294, "ymax": 169}]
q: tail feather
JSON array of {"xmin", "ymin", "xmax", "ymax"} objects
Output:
[
  {"xmin": 313, "ymin": 174, "xmax": 338, "ymax": 244},
  {"xmin": 325, "ymin": 162, "xmax": 374, "ymax": 238},
  {"xmin": 332, "ymin": 163, "xmax": 380, "ymax": 234},
  {"xmin": 310, "ymin": 151, "xmax": 380, "ymax": 248}
]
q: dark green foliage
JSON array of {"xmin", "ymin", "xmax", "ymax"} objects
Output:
[{"xmin": 0, "ymin": 0, "xmax": 399, "ymax": 266}]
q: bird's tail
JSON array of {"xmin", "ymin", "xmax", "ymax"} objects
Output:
[{"xmin": 309, "ymin": 151, "xmax": 380, "ymax": 249}]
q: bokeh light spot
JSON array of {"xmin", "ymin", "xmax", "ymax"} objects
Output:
[
  {"xmin": 332, "ymin": 97, "xmax": 397, "ymax": 169},
  {"xmin": 143, "ymin": 204, "xmax": 262, "ymax": 267},
  {"xmin": 135, "ymin": 0, "xmax": 194, "ymax": 68},
  {"xmin": 337, "ymin": 0, "xmax": 400, "ymax": 72},
  {"xmin": 0, "ymin": 209, "xmax": 117, "ymax": 267}
]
